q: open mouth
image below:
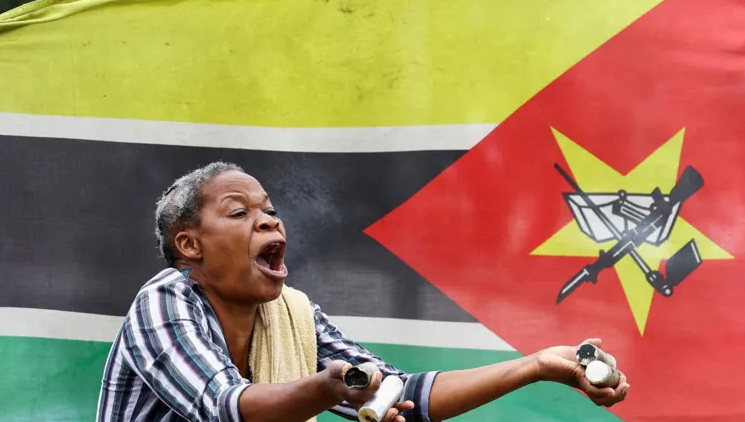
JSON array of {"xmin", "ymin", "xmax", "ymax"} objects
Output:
[{"xmin": 254, "ymin": 241, "xmax": 288, "ymax": 280}]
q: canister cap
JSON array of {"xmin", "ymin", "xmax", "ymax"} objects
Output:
[{"xmin": 585, "ymin": 360, "xmax": 612, "ymax": 384}]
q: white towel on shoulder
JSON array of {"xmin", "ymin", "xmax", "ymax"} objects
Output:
[{"xmin": 250, "ymin": 285, "xmax": 319, "ymax": 422}]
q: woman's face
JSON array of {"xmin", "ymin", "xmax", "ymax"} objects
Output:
[{"xmin": 180, "ymin": 170, "xmax": 288, "ymax": 304}]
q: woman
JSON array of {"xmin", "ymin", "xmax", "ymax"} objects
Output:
[{"xmin": 97, "ymin": 162, "xmax": 629, "ymax": 422}]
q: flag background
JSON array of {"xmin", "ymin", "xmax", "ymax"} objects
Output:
[{"xmin": 0, "ymin": 0, "xmax": 708, "ymax": 421}]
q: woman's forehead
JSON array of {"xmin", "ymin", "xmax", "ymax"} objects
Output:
[{"xmin": 202, "ymin": 171, "xmax": 269, "ymax": 202}]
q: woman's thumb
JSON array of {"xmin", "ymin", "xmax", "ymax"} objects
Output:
[
  {"xmin": 328, "ymin": 360, "xmax": 352, "ymax": 381},
  {"xmin": 582, "ymin": 338, "xmax": 603, "ymax": 349}
]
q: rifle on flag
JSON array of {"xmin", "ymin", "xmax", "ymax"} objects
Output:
[{"xmin": 554, "ymin": 163, "xmax": 704, "ymax": 303}]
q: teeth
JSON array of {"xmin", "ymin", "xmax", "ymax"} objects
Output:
[{"xmin": 262, "ymin": 243, "xmax": 283, "ymax": 265}]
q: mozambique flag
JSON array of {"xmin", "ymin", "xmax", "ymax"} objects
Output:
[
  {"xmin": 368, "ymin": 0, "xmax": 745, "ymax": 420},
  {"xmin": 1, "ymin": 0, "xmax": 741, "ymax": 421}
]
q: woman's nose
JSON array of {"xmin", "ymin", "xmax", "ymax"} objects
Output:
[{"xmin": 255, "ymin": 213, "xmax": 280, "ymax": 231}]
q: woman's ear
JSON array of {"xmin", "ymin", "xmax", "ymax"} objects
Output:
[{"xmin": 174, "ymin": 230, "xmax": 202, "ymax": 261}]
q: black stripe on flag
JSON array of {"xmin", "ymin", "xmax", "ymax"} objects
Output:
[{"xmin": 0, "ymin": 134, "xmax": 475, "ymax": 322}]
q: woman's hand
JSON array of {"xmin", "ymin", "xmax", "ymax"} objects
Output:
[
  {"xmin": 323, "ymin": 361, "xmax": 415, "ymax": 422},
  {"xmin": 532, "ymin": 338, "xmax": 630, "ymax": 407},
  {"xmin": 377, "ymin": 401, "xmax": 416, "ymax": 422}
]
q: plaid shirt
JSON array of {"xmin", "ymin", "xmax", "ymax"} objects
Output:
[{"xmin": 96, "ymin": 268, "xmax": 438, "ymax": 422}]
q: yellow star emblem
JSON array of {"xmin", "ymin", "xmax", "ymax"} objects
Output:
[{"xmin": 531, "ymin": 127, "xmax": 733, "ymax": 335}]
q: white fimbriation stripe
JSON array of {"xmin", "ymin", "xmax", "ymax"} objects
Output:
[
  {"xmin": 328, "ymin": 315, "xmax": 515, "ymax": 351},
  {"xmin": 0, "ymin": 307, "xmax": 515, "ymax": 351},
  {"xmin": 0, "ymin": 112, "xmax": 497, "ymax": 152},
  {"xmin": 0, "ymin": 307, "xmax": 125, "ymax": 343}
]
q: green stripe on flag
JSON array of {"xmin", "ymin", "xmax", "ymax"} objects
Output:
[
  {"xmin": 0, "ymin": 336, "xmax": 620, "ymax": 421},
  {"xmin": 0, "ymin": 336, "xmax": 111, "ymax": 421}
]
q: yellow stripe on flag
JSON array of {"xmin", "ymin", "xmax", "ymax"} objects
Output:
[{"xmin": 0, "ymin": 0, "xmax": 661, "ymax": 127}]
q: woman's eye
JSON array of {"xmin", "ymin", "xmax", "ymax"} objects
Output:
[
  {"xmin": 265, "ymin": 209, "xmax": 277, "ymax": 217},
  {"xmin": 230, "ymin": 210, "xmax": 247, "ymax": 218}
]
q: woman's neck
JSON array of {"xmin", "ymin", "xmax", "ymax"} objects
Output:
[
  {"xmin": 209, "ymin": 295, "xmax": 258, "ymax": 379},
  {"xmin": 178, "ymin": 264, "xmax": 259, "ymax": 378}
]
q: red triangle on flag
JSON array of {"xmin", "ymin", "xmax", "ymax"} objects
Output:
[{"xmin": 365, "ymin": 0, "xmax": 745, "ymax": 420}]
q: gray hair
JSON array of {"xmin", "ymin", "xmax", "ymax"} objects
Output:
[{"xmin": 155, "ymin": 161, "xmax": 244, "ymax": 266}]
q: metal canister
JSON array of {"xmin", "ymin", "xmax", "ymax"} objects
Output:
[
  {"xmin": 576, "ymin": 343, "xmax": 617, "ymax": 369},
  {"xmin": 585, "ymin": 360, "xmax": 621, "ymax": 388},
  {"xmin": 344, "ymin": 362, "xmax": 380, "ymax": 389},
  {"xmin": 357, "ymin": 376, "xmax": 404, "ymax": 422}
]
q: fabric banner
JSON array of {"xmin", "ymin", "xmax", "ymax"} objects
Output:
[{"xmin": 3, "ymin": 0, "xmax": 743, "ymax": 420}]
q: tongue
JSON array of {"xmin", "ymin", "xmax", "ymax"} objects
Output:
[{"xmin": 256, "ymin": 255, "xmax": 271, "ymax": 269}]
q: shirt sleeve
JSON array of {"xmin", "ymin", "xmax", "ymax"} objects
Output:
[
  {"xmin": 312, "ymin": 302, "xmax": 439, "ymax": 422},
  {"xmin": 120, "ymin": 279, "xmax": 250, "ymax": 422}
]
